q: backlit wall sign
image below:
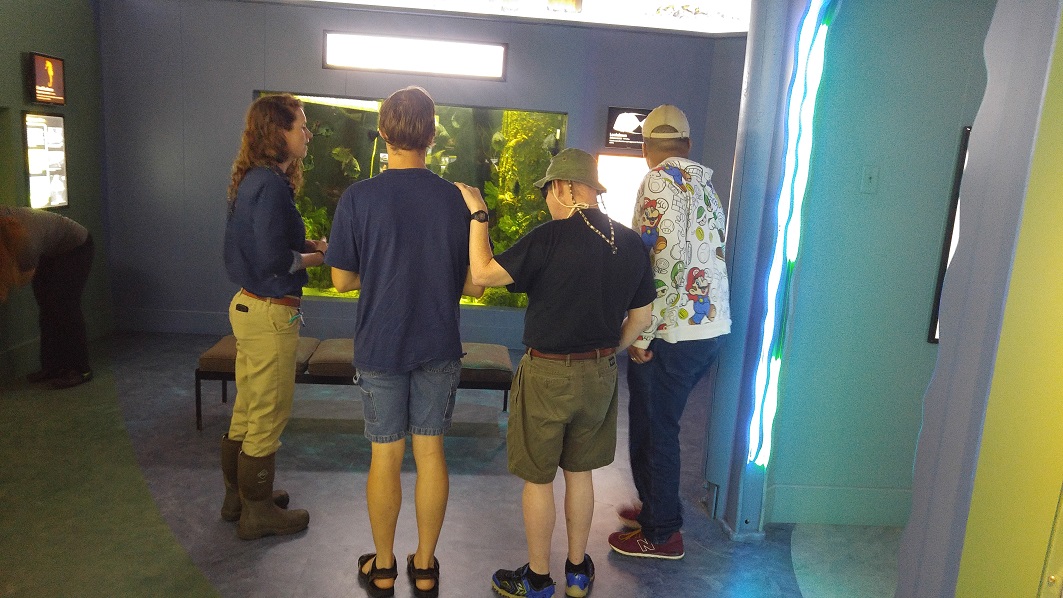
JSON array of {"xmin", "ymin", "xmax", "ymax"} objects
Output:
[
  {"xmin": 25, "ymin": 113, "xmax": 68, "ymax": 209},
  {"xmin": 29, "ymin": 53, "xmax": 65, "ymax": 105},
  {"xmin": 605, "ymin": 107, "xmax": 651, "ymax": 150}
]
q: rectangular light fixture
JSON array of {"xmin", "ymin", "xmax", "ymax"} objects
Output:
[
  {"xmin": 324, "ymin": 32, "xmax": 507, "ymax": 80},
  {"xmin": 597, "ymin": 154, "xmax": 648, "ymax": 227}
]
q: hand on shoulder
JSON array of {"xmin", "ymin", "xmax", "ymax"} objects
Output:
[{"xmin": 454, "ymin": 182, "xmax": 488, "ymax": 214}]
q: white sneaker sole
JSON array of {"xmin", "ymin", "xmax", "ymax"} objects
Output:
[{"xmin": 608, "ymin": 543, "xmax": 684, "ymax": 560}]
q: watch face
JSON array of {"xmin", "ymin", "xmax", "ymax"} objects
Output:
[{"xmin": 471, "ymin": 210, "xmax": 489, "ymax": 223}]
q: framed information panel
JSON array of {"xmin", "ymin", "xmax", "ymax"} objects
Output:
[
  {"xmin": 28, "ymin": 53, "xmax": 65, "ymax": 105},
  {"xmin": 25, "ymin": 113, "xmax": 68, "ymax": 209}
]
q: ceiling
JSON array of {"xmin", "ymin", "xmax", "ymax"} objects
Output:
[{"xmin": 280, "ymin": 0, "xmax": 751, "ymax": 34}]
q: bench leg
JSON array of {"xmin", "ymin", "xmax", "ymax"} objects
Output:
[
  {"xmin": 195, "ymin": 372, "xmax": 203, "ymax": 431},
  {"xmin": 222, "ymin": 380, "xmax": 228, "ymax": 403},
  {"xmin": 503, "ymin": 390, "xmax": 509, "ymax": 413}
]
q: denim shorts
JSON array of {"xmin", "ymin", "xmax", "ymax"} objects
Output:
[{"xmin": 354, "ymin": 358, "xmax": 461, "ymax": 443}]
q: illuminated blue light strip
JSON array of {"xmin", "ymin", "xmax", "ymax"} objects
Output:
[{"xmin": 748, "ymin": 1, "xmax": 835, "ymax": 466}]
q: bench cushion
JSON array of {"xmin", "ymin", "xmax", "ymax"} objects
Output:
[
  {"xmin": 305, "ymin": 340, "xmax": 513, "ymax": 387},
  {"xmin": 459, "ymin": 342, "xmax": 514, "ymax": 387},
  {"xmin": 307, "ymin": 338, "xmax": 356, "ymax": 377},
  {"xmin": 198, "ymin": 334, "xmax": 320, "ymax": 374},
  {"xmin": 200, "ymin": 335, "xmax": 512, "ymax": 390}
]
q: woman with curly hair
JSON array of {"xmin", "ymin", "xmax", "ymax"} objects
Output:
[
  {"xmin": 221, "ymin": 93, "xmax": 326, "ymax": 540},
  {"xmin": 0, "ymin": 206, "xmax": 94, "ymax": 389}
]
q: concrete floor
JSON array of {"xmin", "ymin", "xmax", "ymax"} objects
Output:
[{"xmin": 104, "ymin": 331, "xmax": 895, "ymax": 598}]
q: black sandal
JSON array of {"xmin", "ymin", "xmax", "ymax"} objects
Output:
[
  {"xmin": 357, "ymin": 553, "xmax": 397, "ymax": 598},
  {"xmin": 406, "ymin": 554, "xmax": 440, "ymax": 598}
]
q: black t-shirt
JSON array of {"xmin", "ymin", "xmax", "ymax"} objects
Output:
[{"xmin": 496, "ymin": 209, "xmax": 656, "ymax": 353}]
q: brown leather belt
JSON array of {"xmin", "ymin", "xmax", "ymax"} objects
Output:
[
  {"xmin": 528, "ymin": 347, "xmax": 616, "ymax": 361},
  {"xmin": 240, "ymin": 288, "xmax": 301, "ymax": 308}
]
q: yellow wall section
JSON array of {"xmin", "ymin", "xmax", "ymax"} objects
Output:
[{"xmin": 956, "ymin": 20, "xmax": 1063, "ymax": 597}]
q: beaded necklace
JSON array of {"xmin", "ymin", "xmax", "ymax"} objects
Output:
[
  {"xmin": 554, "ymin": 181, "xmax": 617, "ymax": 255},
  {"xmin": 577, "ymin": 209, "xmax": 617, "ymax": 255}
]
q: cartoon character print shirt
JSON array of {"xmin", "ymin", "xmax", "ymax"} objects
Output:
[{"xmin": 631, "ymin": 157, "xmax": 731, "ymax": 348}]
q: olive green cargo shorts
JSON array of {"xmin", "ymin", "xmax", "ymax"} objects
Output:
[{"xmin": 507, "ymin": 352, "xmax": 619, "ymax": 484}]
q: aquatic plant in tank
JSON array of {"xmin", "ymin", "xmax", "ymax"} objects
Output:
[{"xmin": 281, "ymin": 92, "xmax": 567, "ymax": 308}]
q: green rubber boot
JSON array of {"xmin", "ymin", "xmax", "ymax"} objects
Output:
[
  {"xmin": 236, "ymin": 451, "xmax": 309, "ymax": 540},
  {"xmin": 220, "ymin": 434, "xmax": 289, "ymax": 521}
]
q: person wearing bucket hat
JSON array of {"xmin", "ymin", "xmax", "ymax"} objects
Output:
[
  {"xmin": 455, "ymin": 148, "xmax": 655, "ymax": 598},
  {"xmin": 608, "ymin": 104, "xmax": 732, "ymax": 561},
  {"xmin": 533, "ymin": 147, "xmax": 609, "ymax": 193}
]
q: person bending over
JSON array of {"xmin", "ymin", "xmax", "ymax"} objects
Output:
[{"xmin": 0, "ymin": 206, "xmax": 94, "ymax": 389}]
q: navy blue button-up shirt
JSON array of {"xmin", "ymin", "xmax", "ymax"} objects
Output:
[{"xmin": 224, "ymin": 167, "xmax": 307, "ymax": 298}]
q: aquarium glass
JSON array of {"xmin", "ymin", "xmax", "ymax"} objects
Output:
[{"xmin": 279, "ymin": 92, "xmax": 567, "ymax": 307}]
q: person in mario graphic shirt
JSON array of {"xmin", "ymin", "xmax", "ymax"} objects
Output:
[{"xmin": 610, "ymin": 104, "xmax": 732, "ymax": 561}]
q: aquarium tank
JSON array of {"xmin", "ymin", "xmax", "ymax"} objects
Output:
[{"xmin": 278, "ymin": 92, "xmax": 568, "ymax": 308}]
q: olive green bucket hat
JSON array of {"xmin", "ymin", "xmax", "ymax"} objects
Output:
[{"xmin": 533, "ymin": 148, "xmax": 607, "ymax": 193}]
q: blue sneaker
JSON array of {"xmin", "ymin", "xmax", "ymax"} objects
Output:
[
  {"xmin": 565, "ymin": 555, "xmax": 594, "ymax": 597},
  {"xmin": 492, "ymin": 563, "xmax": 555, "ymax": 598}
]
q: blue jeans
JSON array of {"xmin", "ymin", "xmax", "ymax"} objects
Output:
[{"xmin": 626, "ymin": 337, "xmax": 721, "ymax": 542}]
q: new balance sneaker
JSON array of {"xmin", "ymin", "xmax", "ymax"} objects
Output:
[
  {"xmin": 608, "ymin": 529, "xmax": 685, "ymax": 560},
  {"xmin": 617, "ymin": 504, "xmax": 642, "ymax": 529},
  {"xmin": 491, "ymin": 563, "xmax": 555, "ymax": 598},
  {"xmin": 564, "ymin": 554, "xmax": 594, "ymax": 598}
]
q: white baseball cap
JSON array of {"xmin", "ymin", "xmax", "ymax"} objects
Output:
[{"xmin": 642, "ymin": 104, "xmax": 691, "ymax": 139}]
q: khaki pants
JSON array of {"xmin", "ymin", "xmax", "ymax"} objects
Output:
[{"xmin": 227, "ymin": 292, "xmax": 300, "ymax": 457}]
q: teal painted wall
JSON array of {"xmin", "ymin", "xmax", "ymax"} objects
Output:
[
  {"xmin": 765, "ymin": 0, "xmax": 997, "ymax": 524},
  {"xmin": 0, "ymin": 0, "xmax": 112, "ymax": 380}
]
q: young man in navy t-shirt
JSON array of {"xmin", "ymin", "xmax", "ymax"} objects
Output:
[{"xmin": 327, "ymin": 86, "xmax": 483, "ymax": 598}]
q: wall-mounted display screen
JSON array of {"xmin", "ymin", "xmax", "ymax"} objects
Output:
[
  {"xmin": 605, "ymin": 106, "xmax": 651, "ymax": 150},
  {"xmin": 29, "ymin": 53, "xmax": 65, "ymax": 105},
  {"xmin": 928, "ymin": 126, "xmax": 971, "ymax": 343},
  {"xmin": 25, "ymin": 113, "xmax": 68, "ymax": 209}
]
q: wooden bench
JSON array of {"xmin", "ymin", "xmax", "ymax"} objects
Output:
[{"xmin": 194, "ymin": 336, "xmax": 514, "ymax": 430}]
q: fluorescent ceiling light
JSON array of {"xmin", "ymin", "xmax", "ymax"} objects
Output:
[{"xmin": 324, "ymin": 32, "xmax": 507, "ymax": 79}]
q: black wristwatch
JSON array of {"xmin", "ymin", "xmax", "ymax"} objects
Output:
[{"xmin": 469, "ymin": 210, "xmax": 489, "ymax": 223}]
